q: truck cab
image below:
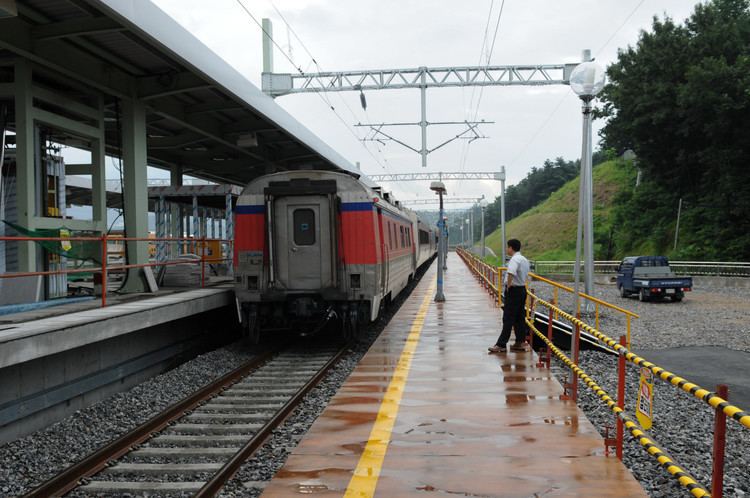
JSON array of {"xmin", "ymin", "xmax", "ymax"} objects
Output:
[{"xmin": 616, "ymin": 256, "xmax": 693, "ymax": 302}]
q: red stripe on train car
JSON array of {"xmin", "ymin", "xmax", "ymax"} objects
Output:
[
  {"xmin": 234, "ymin": 212, "xmax": 265, "ymax": 265},
  {"xmin": 340, "ymin": 210, "xmax": 378, "ymax": 264}
]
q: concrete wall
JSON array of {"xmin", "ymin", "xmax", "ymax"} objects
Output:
[{"xmin": 0, "ymin": 306, "xmax": 237, "ymax": 443}]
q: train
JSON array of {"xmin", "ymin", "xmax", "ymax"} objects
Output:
[{"xmin": 233, "ymin": 170, "xmax": 438, "ymax": 342}]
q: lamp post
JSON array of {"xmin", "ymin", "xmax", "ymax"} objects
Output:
[
  {"xmin": 570, "ymin": 52, "xmax": 606, "ymax": 315},
  {"xmin": 431, "ymin": 181, "xmax": 447, "ymax": 302},
  {"xmin": 465, "ymin": 218, "xmax": 470, "ymax": 249},
  {"xmin": 480, "ymin": 197, "xmax": 488, "ymax": 258}
]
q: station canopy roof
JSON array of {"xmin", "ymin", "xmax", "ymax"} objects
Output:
[{"xmin": 0, "ymin": 0, "xmax": 362, "ymax": 186}]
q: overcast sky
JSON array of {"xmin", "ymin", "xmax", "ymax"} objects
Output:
[{"xmin": 150, "ymin": 0, "xmax": 702, "ymax": 205}]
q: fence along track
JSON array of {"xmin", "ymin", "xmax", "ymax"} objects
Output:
[
  {"xmin": 529, "ymin": 292, "xmax": 750, "ymax": 431},
  {"xmin": 457, "ymin": 250, "xmax": 736, "ymax": 497},
  {"xmin": 26, "ymin": 345, "xmax": 347, "ymax": 497},
  {"xmin": 526, "ymin": 318, "xmax": 711, "ymax": 498}
]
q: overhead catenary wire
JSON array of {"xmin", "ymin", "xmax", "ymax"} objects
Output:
[
  {"xmin": 457, "ymin": 0, "xmax": 507, "ymax": 196},
  {"xmin": 234, "ymin": 0, "xmax": 389, "ymax": 172},
  {"xmin": 262, "ymin": 1, "xmax": 435, "ymax": 201},
  {"xmin": 267, "ymin": 0, "xmax": 394, "ymax": 175}
]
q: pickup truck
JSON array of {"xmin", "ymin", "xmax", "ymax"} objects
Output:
[{"xmin": 616, "ymin": 256, "xmax": 692, "ymax": 302}]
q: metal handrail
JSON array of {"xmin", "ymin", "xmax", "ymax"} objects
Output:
[
  {"xmin": 457, "ymin": 250, "xmax": 731, "ymax": 497},
  {"xmin": 534, "ymin": 260, "xmax": 750, "ymax": 277},
  {"xmin": 0, "ymin": 234, "xmax": 234, "ymax": 307},
  {"xmin": 456, "ymin": 248, "xmax": 638, "ymax": 346}
]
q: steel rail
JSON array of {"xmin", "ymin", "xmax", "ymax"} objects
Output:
[
  {"xmin": 23, "ymin": 349, "xmax": 278, "ymax": 498},
  {"xmin": 194, "ymin": 344, "xmax": 350, "ymax": 497}
]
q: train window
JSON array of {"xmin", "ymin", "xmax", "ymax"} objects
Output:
[
  {"xmin": 400, "ymin": 226, "xmax": 405, "ymax": 247},
  {"xmin": 419, "ymin": 229, "xmax": 429, "ymax": 244},
  {"xmin": 293, "ymin": 209, "xmax": 315, "ymax": 245},
  {"xmin": 392, "ymin": 224, "xmax": 397, "ymax": 249},
  {"xmin": 388, "ymin": 222, "xmax": 393, "ymax": 249},
  {"xmin": 407, "ymin": 228, "xmax": 412, "ymax": 246}
]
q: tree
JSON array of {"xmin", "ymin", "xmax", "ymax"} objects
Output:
[{"xmin": 599, "ymin": 0, "xmax": 750, "ymax": 259}]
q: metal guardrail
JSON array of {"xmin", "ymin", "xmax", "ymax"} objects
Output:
[
  {"xmin": 457, "ymin": 248, "xmax": 738, "ymax": 497},
  {"xmin": 533, "ymin": 260, "xmax": 750, "ymax": 278},
  {"xmin": 456, "ymin": 248, "xmax": 638, "ymax": 347}
]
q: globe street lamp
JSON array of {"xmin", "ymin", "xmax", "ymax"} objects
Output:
[
  {"xmin": 430, "ymin": 181, "xmax": 447, "ymax": 302},
  {"xmin": 465, "ymin": 218, "xmax": 470, "ymax": 249},
  {"xmin": 570, "ymin": 53, "xmax": 606, "ymax": 316}
]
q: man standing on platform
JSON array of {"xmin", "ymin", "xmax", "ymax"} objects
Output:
[{"xmin": 488, "ymin": 239, "xmax": 530, "ymax": 353}]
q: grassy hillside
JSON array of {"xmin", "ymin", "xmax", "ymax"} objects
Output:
[{"xmin": 485, "ymin": 159, "xmax": 636, "ymax": 261}]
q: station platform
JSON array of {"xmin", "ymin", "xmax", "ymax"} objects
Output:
[
  {"xmin": 262, "ymin": 253, "xmax": 646, "ymax": 497},
  {"xmin": 0, "ymin": 285, "xmax": 236, "ymax": 443}
]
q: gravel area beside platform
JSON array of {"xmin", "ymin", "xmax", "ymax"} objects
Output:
[
  {"xmin": 218, "ymin": 266, "xmax": 432, "ymax": 498},
  {"xmin": 0, "ymin": 344, "xmax": 257, "ymax": 497},
  {"xmin": 553, "ymin": 351, "xmax": 750, "ymax": 498},
  {"xmin": 533, "ymin": 282, "xmax": 750, "ymax": 352}
]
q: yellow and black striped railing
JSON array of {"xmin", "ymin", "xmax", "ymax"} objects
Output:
[
  {"xmin": 526, "ymin": 317, "xmax": 711, "ymax": 498},
  {"xmin": 529, "ymin": 292, "xmax": 750, "ymax": 432}
]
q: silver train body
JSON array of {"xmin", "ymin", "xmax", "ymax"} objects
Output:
[{"xmin": 233, "ymin": 170, "xmax": 437, "ymax": 339}]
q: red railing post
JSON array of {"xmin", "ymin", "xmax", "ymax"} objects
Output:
[
  {"xmin": 712, "ymin": 384, "xmax": 729, "ymax": 498},
  {"xmin": 200, "ymin": 237, "xmax": 206, "ymax": 288},
  {"xmin": 616, "ymin": 335, "xmax": 626, "ymax": 460},
  {"xmin": 101, "ymin": 233, "xmax": 108, "ymax": 308}
]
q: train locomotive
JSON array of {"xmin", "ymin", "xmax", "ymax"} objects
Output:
[{"xmin": 233, "ymin": 170, "xmax": 437, "ymax": 342}]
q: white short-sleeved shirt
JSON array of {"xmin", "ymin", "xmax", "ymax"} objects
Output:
[{"xmin": 505, "ymin": 252, "xmax": 530, "ymax": 287}]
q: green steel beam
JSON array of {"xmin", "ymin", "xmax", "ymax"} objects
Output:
[
  {"xmin": 119, "ymin": 99, "xmax": 149, "ymax": 293},
  {"xmin": 13, "ymin": 60, "xmax": 36, "ymax": 271}
]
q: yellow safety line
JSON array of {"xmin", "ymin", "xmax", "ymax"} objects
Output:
[{"xmin": 344, "ymin": 277, "xmax": 436, "ymax": 498}]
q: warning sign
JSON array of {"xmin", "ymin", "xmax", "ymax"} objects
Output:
[
  {"xmin": 636, "ymin": 367, "xmax": 654, "ymax": 429},
  {"xmin": 59, "ymin": 229, "xmax": 72, "ymax": 252}
]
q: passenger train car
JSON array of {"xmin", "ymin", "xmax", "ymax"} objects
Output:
[{"xmin": 234, "ymin": 170, "xmax": 437, "ymax": 342}]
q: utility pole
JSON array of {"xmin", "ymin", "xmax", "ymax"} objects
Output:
[
  {"xmin": 674, "ymin": 198, "xmax": 683, "ymax": 252},
  {"xmin": 480, "ymin": 198, "xmax": 488, "ymax": 258},
  {"xmin": 499, "ymin": 166, "xmax": 507, "ymax": 263}
]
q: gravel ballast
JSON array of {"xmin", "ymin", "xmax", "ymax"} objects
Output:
[
  {"xmin": 558, "ymin": 351, "xmax": 750, "ymax": 498},
  {"xmin": 0, "ymin": 344, "xmax": 258, "ymax": 497},
  {"xmin": 0, "ymin": 260, "xmax": 433, "ymax": 498}
]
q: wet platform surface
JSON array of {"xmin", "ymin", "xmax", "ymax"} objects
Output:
[{"xmin": 262, "ymin": 253, "xmax": 646, "ymax": 497}]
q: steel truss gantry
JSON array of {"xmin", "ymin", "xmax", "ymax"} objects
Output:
[
  {"xmin": 262, "ymin": 64, "xmax": 576, "ymax": 96},
  {"xmin": 368, "ymin": 171, "xmax": 504, "ymax": 182},
  {"xmin": 261, "ymin": 18, "xmax": 578, "ymax": 168},
  {"xmin": 401, "ymin": 197, "xmax": 484, "ymax": 206}
]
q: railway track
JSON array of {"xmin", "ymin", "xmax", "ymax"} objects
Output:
[{"xmin": 25, "ymin": 345, "xmax": 347, "ymax": 497}]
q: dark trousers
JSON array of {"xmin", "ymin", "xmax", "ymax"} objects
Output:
[{"xmin": 496, "ymin": 286, "xmax": 528, "ymax": 346}]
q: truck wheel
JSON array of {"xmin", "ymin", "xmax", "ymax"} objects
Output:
[
  {"xmin": 619, "ymin": 285, "xmax": 629, "ymax": 298},
  {"xmin": 638, "ymin": 289, "xmax": 649, "ymax": 302}
]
